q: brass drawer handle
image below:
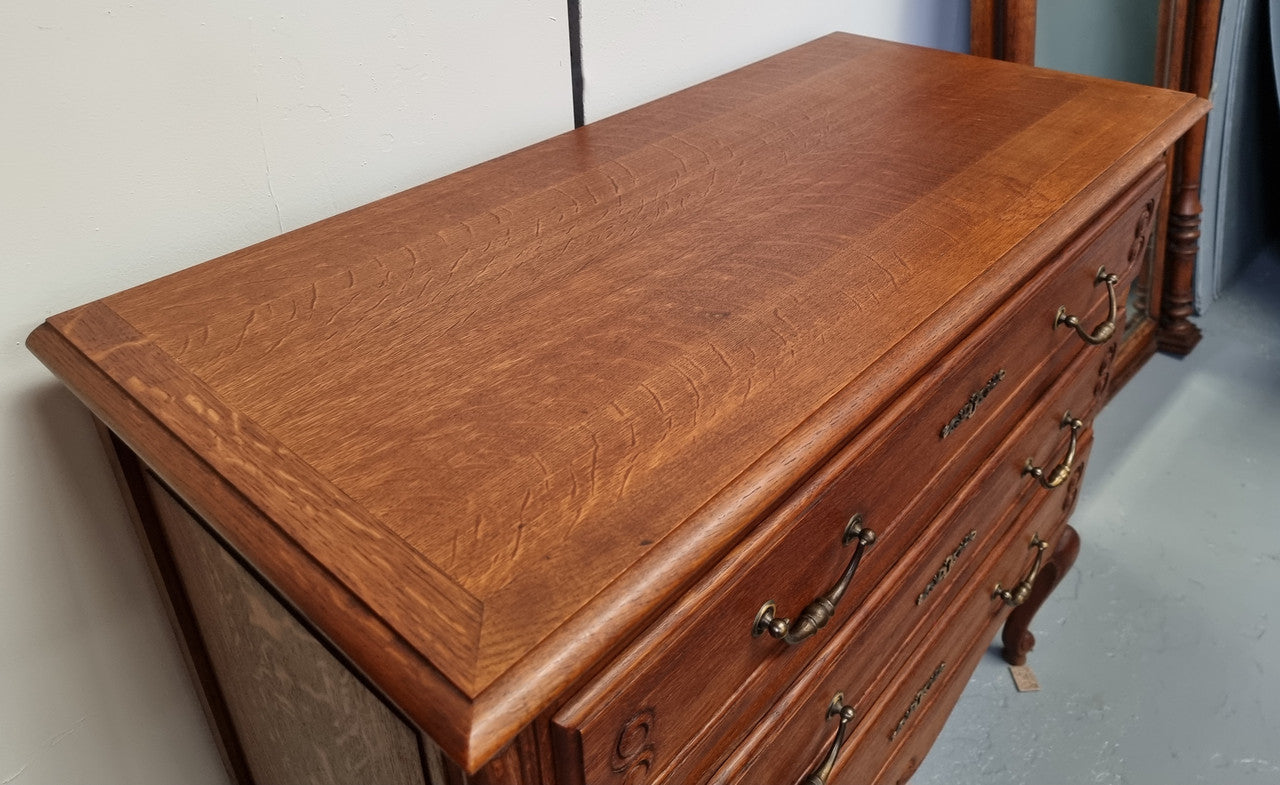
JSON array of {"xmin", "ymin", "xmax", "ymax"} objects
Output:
[
  {"xmin": 753, "ymin": 515, "xmax": 877, "ymax": 645},
  {"xmin": 804, "ymin": 692, "xmax": 857, "ymax": 785},
  {"xmin": 1055, "ymin": 266, "xmax": 1119, "ymax": 345},
  {"xmin": 1023, "ymin": 412, "xmax": 1084, "ymax": 489},
  {"xmin": 994, "ymin": 534, "xmax": 1048, "ymax": 607}
]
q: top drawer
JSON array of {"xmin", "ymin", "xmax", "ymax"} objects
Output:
[{"xmin": 551, "ymin": 163, "xmax": 1163, "ymax": 785}]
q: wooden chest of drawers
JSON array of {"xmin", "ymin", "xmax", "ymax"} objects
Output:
[{"xmin": 28, "ymin": 34, "xmax": 1205, "ymax": 785}]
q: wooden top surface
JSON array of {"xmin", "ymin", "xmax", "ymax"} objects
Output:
[{"xmin": 29, "ymin": 33, "xmax": 1205, "ymax": 768}]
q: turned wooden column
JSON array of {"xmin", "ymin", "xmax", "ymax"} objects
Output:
[
  {"xmin": 971, "ymin": 0, "xmax": 1037, "ymax": 64},
  {"xmin": 1156, "ymin": 0, "xmax": 1221, "ymax": 355}
]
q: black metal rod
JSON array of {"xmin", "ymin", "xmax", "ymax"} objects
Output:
[{"xmin": 567, "ymin": 0, "xmax": 584, "ymax": 127}]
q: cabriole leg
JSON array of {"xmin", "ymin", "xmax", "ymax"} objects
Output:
[{"xmin": 1000, "ymin": 524, "xmax": 1081, "ymax": 666}]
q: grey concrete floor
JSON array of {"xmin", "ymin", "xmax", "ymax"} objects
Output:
[{"xmin": 913, "ymin": 248, "xmax": 1280, "ymax": 785}]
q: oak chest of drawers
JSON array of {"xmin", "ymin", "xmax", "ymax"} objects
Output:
[{"xmin": 29, "ymin": 34, "xmax": 1206, "ymax": 785}]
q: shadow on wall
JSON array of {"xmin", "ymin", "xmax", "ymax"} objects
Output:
[
  {"xmin": 8, "ymin": 374, "xmax": 224, "ymax": 780},
  {"xmin": 21, "ymin": 380, "xmax": 166, "ymax": 627}
]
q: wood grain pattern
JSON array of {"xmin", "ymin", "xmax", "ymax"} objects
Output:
[
  {"xmin": 1003, "ymin": 0, "xmax": 1039, "ymax": 64},
  {"xmin": 26, "ymin": 33, "xmax": 1207, "ymax": 771},
  {"xmin": 614, "ymin": 332, "xmax": 1111, "ymax": 785},
  {"xmin": 970, "ymin": 0, "xmax": 998, "ymax": 59},
  {"xmin": 24, "ymin": 322, "xmax": 478, "ymax": 761},
  {"xmin": 551, "ymin": 170, "xmax": 1159, "ymax": 785},
  {"xmin": 970, "ymin": 0, "xmax": 1036, "ymax": 64}
]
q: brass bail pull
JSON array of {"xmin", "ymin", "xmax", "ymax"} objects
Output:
[
  {"xmin": 753, "ymin": 515, "xmax": 877, "ymax": 645},
  {"xmin": 1024, "ymin": 412, "xmax": 1084, "ymax": 489},
  {"xmin": 804, "ymin": 693, "xmax": 857, "ymax": 785},
  {"xmin": 1055, "ymin": 266, "xmax": 1120, "ymax": 345},
  {"xmin": 994, "ymin": 535, "xmax": 1049, "ymax": 607}
]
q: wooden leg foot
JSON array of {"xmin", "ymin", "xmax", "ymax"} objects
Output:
[
  {"xmin": 1000, "ymin": 524, "xmax": 1081, "ymax": 666},
  {"xmin": 1158, "ymin": 169, "xmax": 1206, "ymax": 357},
  {"xmin": 1156, "ymin": 317, "xmax": 1203, "ymax": 355}
]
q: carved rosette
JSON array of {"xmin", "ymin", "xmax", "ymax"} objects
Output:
[{"xmin": 610, "ymin": 708, "xmax": 657, "ymax": 785}]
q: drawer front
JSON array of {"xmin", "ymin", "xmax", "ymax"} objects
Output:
[
  {"xmin": 715, "ymin": 439, "xmax": 1089, "ymax": 785},
  {"xmin": 843, "ymin": 459, "xmax": 1089, "ymax": 785},
  {"xmin": 552, "ymin": 166, "xmax": 1156, "ymax": 785},
  {"xmin": 832, "ymin": 161, "xmax": 1159, "ymax": 551},
  {"xmin": 553, "ymin": 330, "xmax": 1115, "ymax": 785},
  {"xmin": 662, "ymin": 344, "xmax": 1107, "ymax": 785}
]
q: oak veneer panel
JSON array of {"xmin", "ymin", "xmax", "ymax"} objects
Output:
[
  {"xmin": 27, "ymin": 33, "xmax": 1206, "ymax": 769},
  {"xmin": 148, "ymin": 476, "xmax": 429, "ymax": 785}
]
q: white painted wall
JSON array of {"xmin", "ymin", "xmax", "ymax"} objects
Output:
[
  {"xmin": 3, "ymin": 2, "xmax": 953, "ymax": 782},
  {"xmin": 1, "ymin": 2, "xmax": 570, "ymax": 783},
  {"xmin": 578, "ymin": 1, "xmax": 969, "ymax": 122}
]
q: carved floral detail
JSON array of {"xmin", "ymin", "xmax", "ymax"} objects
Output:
[
  {"xmin": 916, "ymin": 530, "xmax": 977, "ymax": 605},
  {"xmin": 1063, "ymin": 460, "xmax": 1086, "ymax": 513},
  {"xmin": 1127, "ymin": 198, "xmax": 1157, "ymax": 264},
  {"xmin": 1094, "ymin": 342, "xmax": 1118, "ymax": 401},
  {"xmin": 610, "ymin": 708, "xmax": 657, "ymax": 785},
  {"xmin": 940, "ymin": 370, "xmax": 1006, "ymax": 438},
  {"xmin": 891, "ymin": 662, "xmax": 946, "ymax": 741}
]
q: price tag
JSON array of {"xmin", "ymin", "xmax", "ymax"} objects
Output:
[{"xmin": 1009, "ymin": 664, "xmax": 1040, "ymax": 692}]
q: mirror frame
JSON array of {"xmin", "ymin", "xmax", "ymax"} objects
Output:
[{"xmin": 971, "ymin": 0, "xmax": 1222, "ymax": 394}]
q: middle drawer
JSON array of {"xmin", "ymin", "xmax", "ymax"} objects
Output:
[
  {"xmin": 552, "ymin": 324, "xmax": 1117, "ymax": 784},
  {"xmin": 713, "ymin": 437, "xmax": 1089, "ymax": 785}
]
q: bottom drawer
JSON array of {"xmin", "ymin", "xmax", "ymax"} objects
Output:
[
  {"xmin": 713, "ymin": 433, "xmax": 1091, "ymax": 785},
  {"xmin": 839, "ymin": 479, "xmax": 1084, "ymax": 785}
]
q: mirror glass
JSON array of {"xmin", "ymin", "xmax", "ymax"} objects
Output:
[{"xmin": 1034, "ymin": 0, "xmax": 1164, "ymax": 336}]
